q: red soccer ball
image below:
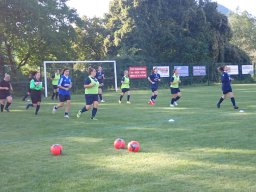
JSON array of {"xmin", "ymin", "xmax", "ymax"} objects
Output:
[
  {"xmin": 114, "ymin": 138, "xmax": 125, "ymax": 149},
  {"xmin": 127, "ymin": 141, "xmax": 140, "ymax": 152},
  {"xmin": 50, "ymin": 144, "xmax": 63, "ymax": 155}
]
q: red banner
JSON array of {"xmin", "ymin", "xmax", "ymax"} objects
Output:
[{"xmin": 129, "ymin": 66, "xmax": 147, "ymax": 79}]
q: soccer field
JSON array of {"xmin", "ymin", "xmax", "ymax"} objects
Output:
[{"xmin": 1, "ymin": 84, "xmax": 256, "ymax": 192}]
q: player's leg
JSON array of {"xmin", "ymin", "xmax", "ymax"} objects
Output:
[
  {"xmin": 228, "ymin": 92, "xmax": 238, "ymax": 109},
  {"xmin": 91, "ymin": 97, "xmax": 99, "ymax": 120},
  {"xmin": 127, "ymin": 90, "xmax": 131, "ymax": 104},
  {"xmin": 64, "ymin": 97, "xmax": 71, "ymax": 118},
  {"xmin": 5, "ymin": 95, "xmax": 12, "ymax": 111},
  {"xmin": 0, "ymin": 99, "xmax": 5, "ymax": 112}
]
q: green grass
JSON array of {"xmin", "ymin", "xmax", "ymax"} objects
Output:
[{"xmin": 1, "ymin": 84, "xmax": 256, "ymax": 192}]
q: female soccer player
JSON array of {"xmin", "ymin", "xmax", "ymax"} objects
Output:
[
  {"xmin": 50, "ymin": 69, "xmax": 60, "ymax": 100},
  {"xmin": 76, "ymin": 67, "xmax": 99, "ymax": 120},
  {"xmin": 26, "ymin": 71, "xmax": 43, "ymax": 115},
  {"xmin": 147, "ymin": 67, "xmax": 161, "ymax": 105},
  {"xmin": 0, "ymin": 73, "xmax": 13, "ymax": 112},
  {"xmin": 119, "ymin": 70, "xmax": 131, "ymax": 104},
  {"xmin": 170, "ymin": 69, "xmax": 181, "ymax": 107},
  {"xmin": 52, "ymin": 68, "xmax": 72, "ymax": 118},
  {"xmin": 216, "ymin": 65, "xmax": 239, "ymax": 109},
  {"xmin": 96, "ymin": 66, "xmax": 105, "ymax": 102}
]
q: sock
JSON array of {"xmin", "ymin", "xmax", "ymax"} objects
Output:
[
  {"xmin": 175, "ymin": 96, "xmax": 180, "ymax": 101},
  {"xmin": 54, "ymin": 106, "xmax": 58, "ymax": 110},
  {"xmin": 91, "ymin": 108, "xmax": 97, "ymax": 118},
  {"xmin": 81, "ymin": 107, "xmax": 87, "ymax": 113},
  {"xmin": 171, "ymin": 98, "xmax": 175, "ymax": 104},
  {"xmin": 35, "ymin": 105, "xmax": 40, "ymax": 115},
  {"xmin": 150, "ymin": 96, "xmax": 154, "ymax": 101},
  {"xmin": 26, "ymin": 103, "xmax": 33, "ymax": 109},
  {"xmin": 22, "ymin": 94, "xmax": 28, "ymax": 101},
  {"xmin": 217, "ymin": 97, "xmax": 224, "ymax": 105},
  {"xmin": 127, "ymin": 95, "xmax": 130, "ymax": 101},
  {"xmin": 55, "ymin": 92, "xmax": 58, "ymax": 99},
  {"xmin": 153, "ymin": 95, "xmax": 158, "ymax": 100},
  {"xmin": 5, "ymin": 102, "xmax": 11, "ymax": 109},
  {"xmin": 99, "ymin": 94, "xmax": 103, "ymax": 101},
  {"xmin": 1, "ymin": 104, "xmax": 4, "ymax": 112},
  {"xmin": 65, "ymin": 112, "xmax": 68, "ymax": 116},
  {"xmin": 231, "ymin": 97, "xmax": 236, "ymax": 107},
  {"xmin": 51, "ymin": 93, "xmax": 55, "ymax": 100},
  {"xmin": 120, "ymin": 95, "xmax": 123, "ymax": 101}
]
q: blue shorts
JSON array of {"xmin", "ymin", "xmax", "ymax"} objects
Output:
[
  {"xmin": 151, "ymin": 86, "xmax": 158, "ymax": 92},
  {"xmin": 171, "ymin": 88, "xmax": 180, "ymax": 94},
  {"xmin": 85, "ymin": 94, "xmax": 98, "ymax": 105},
  {"xmin": 52, "ymin": 85, "xmax": 58, "ymax": 90},
  {"xmin": 121, "ymin": 88, "xmax": 130, "ymax": 93},
  {"xmin": 223, "ymin": 88, "xmax": 232, "ymax": 94},
  {"xmin": 59, "ymin": 94, "xmax": 71, "ymax": 102}
]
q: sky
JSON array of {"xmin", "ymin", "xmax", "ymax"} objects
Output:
[{"xmin": 66, "ymin": 0, "xmax": 256, "ymax": 18}]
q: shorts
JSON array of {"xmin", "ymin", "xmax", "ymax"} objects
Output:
[
  {"xmin": 31, "ymin": 90, "xmax": 41, "ymax": 103},
  {"xmin": 151, "ymin": 87, "xmax": 158, "ymax": 92},
  {"xmin": 223, "ymin": 88, "xmax": 232, "ymax": 94},
  {"xmin": 121, "ymin": 88, "xmax": 130, "ymax": 93},
  {"xmin": 0, "ymin": 93, "xmax": 11, "ymax": 100},
  {"xmin": 59, "ymin": 94, "xmax": 71, "ymax": 102},
  {"xmin": 170, "ymin": 88, "xmax": 180, "ymax": 94},
  {"xmin": 52, "ymin": 85, "xmax": 58, "ymax": 90},
  {"xmin": 98, "ymin": 85, "xmax": 104, "ymax": 89},
  {"xmin": 85, "ymin": 94, "xmax": 98, "ymax": 105}
]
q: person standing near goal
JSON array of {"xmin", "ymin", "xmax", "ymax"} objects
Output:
[
  {"xmin": 76, "ymin": 67, "xmax": 99, "ymax": 120},
  {"xmin": 148, "ymin": 67, "xmax": 161, "ymax": 105},
  {"xmin": 52, "ymin": 68, "xmax": 72, "ymax": 118},
  {"xmin": 216, "ymin": 65, "xmax": 239, "ymax": 109},
  {"xmin": 50, "ymin": 69, "xmax": 60, "ymax": 100},
  {"xmin": 0, "ymin": 73, "xmax": 13, "ymax": 112},
  {"xmin": 119, "ymin": 70, "xmax": 131, "ymax": 104},
  {"xmin": 96, "ymin": 66, "xmax": 105, "ymax": 102},
  {"xmin": 26, "ymin": 71, "xmax": 43, "ymax": 115},
  {"xmin": 170, "ymin": 69, "xmax": 181, "ymax": 107}
]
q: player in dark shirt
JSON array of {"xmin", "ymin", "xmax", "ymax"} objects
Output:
[
  {"xmin": 95, "ymin": 66, "xmax": 105, "ymax": 102},
  {"xmin": 216, "ymin": 65, "xmax": 239, "ymax": 109},
  {"xmin": 0, "ymin": 73, "xmax": 13, "ymax": 112},
  {"xmin": 147, "ymin": 68, "xmax": 161, "ymax": 105}
]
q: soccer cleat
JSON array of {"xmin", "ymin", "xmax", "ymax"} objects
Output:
[
  {"xmin": 91, "ymin": 117, "xmax": 98, "ymax": 120},
  {"xmin": 174, "ymin": 101, "xmax": 178, "ymax": 106},
  {"xmin": 170, "ymin": 104, "xmax": 175, "ymax": 107},
  {"xmin": 76, "ymin": 110, "xmax": 82, "ymax": 118},
  {"xmin": 234, "ymin": 106, "xmax": 239, "ymax": 109},
  {"xmin": 217, "ymin": 103, "xmax": 220, "ymax": 108},
  {"xmin": 52, "ymin": 106, "xmax": 57, "ymax": 113},
  {"xmin": 5, "ymin": 108, "xmax": 10, "ymax": 112},
  {"xmin": 64, "ymin": 115, "xmax": 69, "ymax": 119},
  {"xmin": 127, "ymin": 101, "xmax": 131, "ymax": 104},
  {"xmin": 101, "ymin": 100, "xmax": 105, "ymax": 103},
  {"xmin": 118, "ymin": 100, "xmax": 121, "ymax": 104},
  {"xmin": 26, "ymin": 104, "xmax": 30, "ymax": 110}
]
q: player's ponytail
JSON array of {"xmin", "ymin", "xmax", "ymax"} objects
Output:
[{"xmin": 218, "ymin": 66, "xmax": 225, "ymax": 72}]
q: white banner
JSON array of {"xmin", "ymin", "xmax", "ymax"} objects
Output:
[
  {"xmin": 174, "ymin": 66, "xmax": 189, "ymax": 77},
  {"xmin": 193, "ymin": 66, "xmax": 206, "ymax": 76},
  {"xmin": 227, "ymin": 65, "xmax": 239, "ymax": 75},
  {"xmin": 242, "ymin": 65, "xmax": 253, "ymax": 74},
  {"xmin": 153, "ymin": 66, "xmax": 170, "ymax": 77}
]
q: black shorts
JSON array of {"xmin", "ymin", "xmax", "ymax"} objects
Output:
[
  {"xmin": 223, "ymin": 88, "xmax": 232, "ymax": 94},
  {"xmin": 0, "ymin": 93, "xmax": 11, "ymax": 100},
  {"xmin": 52, "ymin": 85, "xmax": 58, "ymax": 90},
  {"xmin": 85, "ymin": 94, "xmax": 98, "ymax": 105},
  {"xmin": 31, "ymin": 90, "xmax": 41, "ymax": 103},
  {"xmin": 170, "ymin": 88, "xmax": 180, "ymax": 94},
  {"xmin": 151, "ymin": 87, "xmax": 158, "ymax": 92},
  {"xmin": 121, "ymin": 88, "xmax": 130, "ymax": 93},
  {"xmin": 59, "ymin": 94, "xmax": 71, "ymax": 102}
]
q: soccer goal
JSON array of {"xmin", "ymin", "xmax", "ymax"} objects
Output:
[{"xmin": 43, "ymin": 60, "xmax": 117, "ymax": 97}]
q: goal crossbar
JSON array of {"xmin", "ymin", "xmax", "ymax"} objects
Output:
[{"xmin": 43, "ymin": 60, "xmax": 117, "ymax": 97}]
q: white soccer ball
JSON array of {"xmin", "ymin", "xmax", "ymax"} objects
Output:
[{"xmin": 168, "ymin": 119, "xmax": 175, "ymax": 122}]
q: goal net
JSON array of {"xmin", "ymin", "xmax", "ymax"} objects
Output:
[{"xmin": 43, "ymin": 60, "xmax": 117, "ymax": 97}]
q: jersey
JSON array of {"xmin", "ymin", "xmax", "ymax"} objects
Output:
[
  {"xmin": 221, "ymin": 71, "xmax": 232, "ymax": 91},
  {"xmin": 58, "ymin": 75, "xmax": 72, "ymax": 95},
  {"xmin": 170, "ymin": 74, "xmax": 180, "ymax": 88},
  {"xmin": 84, "ymin": 76, "xmax": 99, "ymax": 94},
  {"xmin": 121, "ymin": 76, "xmax": 130, "ymax": 89},
  {"xmin": 30, "ymin": 79, "xmax": 43, "ymax": 91},
  {"xmin": 95, "ymin": 71, "xmax": 104, "ymax": 84},
  {"xmin": 51, "ymin": 73, "xmax": 60, "ymax": 86},
  {"xmin": 0, "ymin": 80, "xmax": 11, "ymax": 95},
  {"xmin": 149, "ymin": 73, "xmax": 161, "ymax": 88}
]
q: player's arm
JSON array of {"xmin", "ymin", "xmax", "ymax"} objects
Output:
[
  {"xmin": 147, "ymin": 76, "xmax": 154, "ymax": 84},
  {"xmin": 84, "ymin": 78, "xmax": 95, "ymax": 88},
  {"xmin": 57, "ymin": 78, "xmax": 69, "ymax": 90},
  {"xmin": 9, "ymin": 83, "xmax": 13, "ymax": 91}
]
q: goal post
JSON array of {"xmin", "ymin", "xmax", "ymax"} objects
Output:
[{"xmin": 43, "ymin": 60, "xmax": 117, "ymax": 97}]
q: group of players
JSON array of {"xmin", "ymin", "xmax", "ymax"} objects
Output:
[{"xmin": 0, "ymin": 65, "xmax": 239, "ymax": 119}]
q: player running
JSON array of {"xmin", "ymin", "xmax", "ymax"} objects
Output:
[
  {"xmin": 216, "ymin": 65, "xmax": 239, "ymax": 109},
  {"xmin": 52, "ymin": 68, "xmax": 72, "ymax": 118},
  {"xmin": 148, "ymin": 67, "xmax": 161, "ymax": 105},
  {"xmin": 170, "ymin": 69, "xmax": 182, "ymax": 107},
  {"xmin": 119, "ymin": 70, "xmax": 131, "ymax": 104},
  {"xmin": 96, "ymin": 66, "xmax": 105, "ymax": 102},
  {"xmin": 26, "ymin": 71, "xmax": 43, "ymax": 115},
  {"xmin": 50, "ymin": 69, "xmax": 60, "ymax": 100},
  {"xmin": 0, "ymin": 73, "xmax": 13, "ymax": 112},
  {"xmin": 77, "ymin": 67, "xmax": 99, "ymax": 120}
]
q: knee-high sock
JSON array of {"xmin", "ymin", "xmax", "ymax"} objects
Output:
[
  {"xmin": 99, "ymin": 94, "xmax": 103, "ymax": 101},
  {"xmin": 92, "ymin": 108, "xmax": 97, "ymax": 118},
  {"xmin": 127, "ymin": 95, "xmax": 130, "ymax": 101},
  {"xmin": 1, "ymin": 104, "xmax": 4, "ymax": 112},
  {"xmin": 81, "ymin": 107, "xmax": 87, "ymax": 113},
  {"xmin": 5, "ymin": 102, "xmax": 11, "ymax": 109},
  {"xmin": 119, "ymin": 95, "xmax": 123, "ymax": 101},
  {"xmin": 230, "ymin": 97, "xmax": 236, "ymax": 107},
  {"xmin": 35, "ymin": 105, "xmax": 40, "ymax": 115},
  {"xmin": 217, "ymin": 97, "xmax": 224, "ymax": 105},
  {"xmin": 175, "ymin": 96, "xmax": 180, "ymax": 101}
]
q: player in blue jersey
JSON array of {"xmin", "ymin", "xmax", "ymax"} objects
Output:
[
  {"xmin": 147, "ymin": 67, "xmax": 161, "ymax": 105},
  {"xmin": 76, "ymin": 67, "xmax": 99, "ymax": 120},
  {"xmin": 216, "ymin": 65, "xmax": 239, "ymax": 109},
  {"xmin": 95, "ymin": 66, "xmax": 105, "ymax": 102},
  {"xmin": 52, "ymin": 68, "xmax": 72, "ymax": 118}
]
